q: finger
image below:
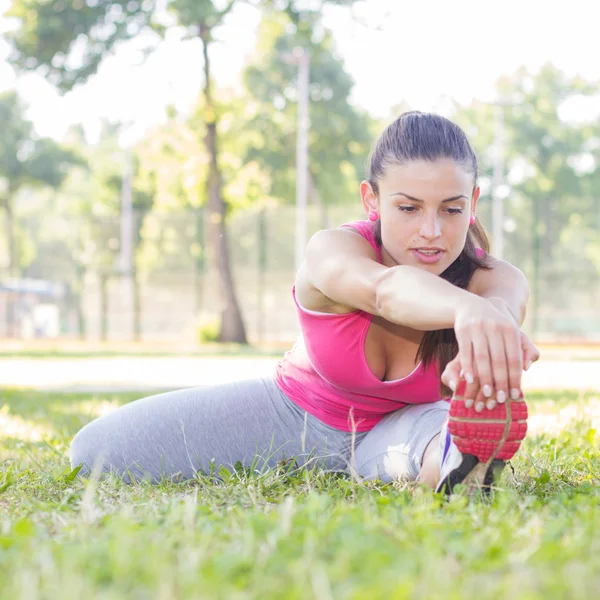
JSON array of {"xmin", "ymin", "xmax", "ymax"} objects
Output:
[
  {"xmin": 475, "ymin": 384, "xmax": 497, "ymax": 411},
  {"xmin": 461, "ymin": 362, "xmax": 475, "ymax": 409},
  {"xmin": 469, "ymin": 327, "xmax": 494, "ymax": 403},
  {"xmin": 465, "ymin": 385, "xmax": 479, "ymax": 409},
  {"xmin": 474, "ymin": 385, "xmax": 490, "ymax": 413},
  {"xmin": 484, "ymin": 324, "xmax": 512, "ymax": 404},
  {"xmin": 442, "ymin": 357, "xmax": 462, "ymax": 393},
  {"xmin": 455, "ymin": 329, "xmax": 475, "ymax": 387},
  {"xmin": 463, "ymin": 363, "xmax": 481, "ymax": 409},
  {"xmin": 503, "ymin": 327, "xmax": 523, "ymax": 400}
]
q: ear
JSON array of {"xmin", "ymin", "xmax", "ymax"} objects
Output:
[
  {"xmin": 471, "ymin": 186, "xmax": 480, "ymax": 217},
  {"xmin": 360, "ymin": 180, "xmax": 378, "ymax": 216}
]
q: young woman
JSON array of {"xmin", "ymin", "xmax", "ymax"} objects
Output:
[{"xmin": 70, "ymin": 111, "xmax": 539, "ymax": 494}]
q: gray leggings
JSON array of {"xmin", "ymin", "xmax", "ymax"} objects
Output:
[{"xmin": 70, "ymin": 377, "xmax": 449, "ymax": 484}]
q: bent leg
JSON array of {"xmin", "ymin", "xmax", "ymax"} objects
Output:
[
  {"xmin": 353, "ymin": 401, "xmax": 449, "ymax": 484},
  {"xmin": 70, "ymin": 377, "xmax": 351, "ymax": 483}
]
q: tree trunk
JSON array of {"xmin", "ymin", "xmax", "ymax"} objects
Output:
[
  {"xmin": 308, "ymin": 172, "xmax": 328, "ymax": 230},
  {"xmin": 133, "ymin": 267, "xmax": 141, "ymax": 342},
  {"xmin": 74, "ymin": 263, "xmax": 87, "ymax": 340},
  {"xmin": 193, "ymin": 209, "xmax": 206, "ymax": 318},
  {"xmin": 3, "ymin": 196, "xmax": 16, "ymax": 278},
  {"xmin": 2, "ymin": 195, "xmax": 17, "ymax": 337},
  {"xmin": 199, "ymin": 22, "xmax": 247, "ymax": 344},
  {"xmin": 76, "ymin": 295, "xmax": 86, "ymax": 341},
  {"xmin": 100, "ymin": 273, "xmax": 108, "ymax": 342}
]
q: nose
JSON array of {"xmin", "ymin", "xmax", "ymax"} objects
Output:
[{"xmin": 419, "ymin": 211, "xmax": 442, "ymax": 241}]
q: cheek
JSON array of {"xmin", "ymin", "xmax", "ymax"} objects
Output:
[
  {"xmin": 445, "ymin": 216, "xmax": 468, "ymax": 237},
  {"xmin": 380, "ymin": 218, "xmax": 410, "ymax": 245}
]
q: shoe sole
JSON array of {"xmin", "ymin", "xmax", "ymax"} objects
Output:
[{"xmin": 437, "ymin": 381, "xmax": 528, "ymax": 495}]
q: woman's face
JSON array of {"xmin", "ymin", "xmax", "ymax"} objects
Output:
[{"xmin": 361, "ymin": 159, "xmax": 479, "ymax": 274}]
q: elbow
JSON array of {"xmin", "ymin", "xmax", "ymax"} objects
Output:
[
  {"xmin": 517, "ymin": 271, "xmax": 531, "ymax": 325},
  {"xmin": 519, "ymin": 291, "xmax": 529, "ymax": 325}
]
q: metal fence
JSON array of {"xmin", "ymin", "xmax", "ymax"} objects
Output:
[{"xmin": 1, "ymin": 202, "xmax": 599, "ymax": 344}]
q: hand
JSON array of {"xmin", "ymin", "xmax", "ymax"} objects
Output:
[
  {"xmin": 452, "ymin": 297, "xmax": 525, "ymax": 409},
  {"xmin": 442, "ymin": 330, "xmax": 540, "ymax": 411}
]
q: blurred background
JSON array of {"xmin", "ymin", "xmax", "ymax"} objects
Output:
[{"xmin": 0, "ymin": 0, "xmax": 599, "ymax": 351}]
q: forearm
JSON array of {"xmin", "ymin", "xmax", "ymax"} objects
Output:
[{"xmin": 375, "ymin": 265, "xmax": 485, "ymax": 330}]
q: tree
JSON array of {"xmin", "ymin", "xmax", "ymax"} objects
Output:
[
  {"xmin": 241, "ymin": 10, "xmax": 374, "ymax": 224},
  {"xmin": 0, "ymin": 90, "xmax": 82, "ymax": 336},
  {"xmin": 0, "ymin": 90, "xmax": 81, "ymax": 278},
  {"xmin": 453, "ymin": 64, "xmax": 600, "ymax": 336},
  {"xmin": 6, "ymin": 0, "xmax": 358, "ymax": 343}
]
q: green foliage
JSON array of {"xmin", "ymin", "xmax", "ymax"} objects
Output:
[
  {"xmin": 0, "ymin": 90, "xmax": 83, "ymax": 274},
  {"xmin": 452, "ymin": 64, "xmax": 600, "ymax": 334},
  {"xmin": 23, "ymin": 121, "xmax": 154, "ymax": 281},
  {"xmin": 196, "ymin": 316, "xmax": 221, "ymax": 344},
  {"xmin": 6, "ymin": 0, "xmax": 161, "ymax": 92},
  {"xmin": 0, "ymin": 91, "xmax": 82, "ymax": 193},
  {"xmin": 4, "ymin": 0, "xmax": 363, "ymax": 344},
  {"xmin": 242, "ymin": 11, "xmax": 375, "ymax": 207}
]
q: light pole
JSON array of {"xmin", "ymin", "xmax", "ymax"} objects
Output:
[
  {"xmin": 119, "ymin": 148, "xmax": 133, "ymax": 280},
  {"xmin": 479, "ymin": 99, "xmax": 511, "ymax": 260},
  {"xmin": 119, "ymin": 146, "xmax": 134, "ymax": 339},
  {"xmin": 283, "ymin": 48, "xmax": 311, "ymax": 273},
  {"xmin": 492, "ymin": 104, "xmax": 506, "ymax": 260}
]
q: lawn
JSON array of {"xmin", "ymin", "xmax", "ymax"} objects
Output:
[{"xmin": 2, "ymin": 388, "xmax": 600, "ymax": 599}]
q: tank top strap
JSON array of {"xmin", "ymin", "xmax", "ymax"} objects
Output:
[{"xmin": 340, "ymin": 220, "xmax": 382, "ymax": 263}]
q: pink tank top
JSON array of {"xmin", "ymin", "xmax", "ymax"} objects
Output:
[{"xmin": 274, "ymin": 219, "xmax": 443, "ymax": 432}]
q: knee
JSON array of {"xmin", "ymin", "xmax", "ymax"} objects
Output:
[
  {"xmin": 69, "ymin": 420, "xmax": 108, "ymax": 478},
  {"xmin": 69, "ymin": 423, "xmax": 92, "ymax": 476},
  {"xmin": 355, "ymin": 447, "xmax": 417, "ymax": 483}
]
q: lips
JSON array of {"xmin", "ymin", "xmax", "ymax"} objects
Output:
[{"xmin": 411, "ymin": 248, "xmax": 445, "ymax": 264}]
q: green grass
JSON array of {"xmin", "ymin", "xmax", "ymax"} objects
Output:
[{"xmin": 2, "ymin": 388, "xmax": 600, "ymax": 599}]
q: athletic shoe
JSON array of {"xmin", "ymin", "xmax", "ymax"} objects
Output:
[{"xmin": 435, "ymin": 380, "xmax": 528, "ymax": 495}]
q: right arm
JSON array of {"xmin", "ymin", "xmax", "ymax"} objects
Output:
[
  {"xmin": 297, "ymin": 228, "xmax": 524, "ymax": 399},
  {"xmin": 298, "ymin": 228, "xmax": 496, "ymax": 331}
]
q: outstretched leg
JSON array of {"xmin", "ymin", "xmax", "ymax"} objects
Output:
[{"xmin": 70, "ymin": 377, "xmax": 355, "ymax": 483}]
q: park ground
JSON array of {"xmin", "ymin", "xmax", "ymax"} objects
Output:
[{"xmin": 1, "ymin": 344, "xmax": 600, "ymax": 598}]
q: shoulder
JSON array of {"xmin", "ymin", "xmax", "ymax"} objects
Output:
[
  {"xmin": 306, "ymin": 226, "xmax": 379, "ymax": 261},
  {"xmin": 296, "ymin": 227, "xmax": 385, "ymax": 314}
]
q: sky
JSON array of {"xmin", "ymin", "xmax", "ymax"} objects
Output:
[{"xmin": 0, "ymin": 0, "xmax": 599, "ymax": 145}]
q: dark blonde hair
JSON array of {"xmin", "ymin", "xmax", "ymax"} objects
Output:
[{"xmin": 367, "ymin": 111, "xmax": 491, "ymax": 396}]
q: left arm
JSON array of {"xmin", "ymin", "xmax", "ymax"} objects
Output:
[
  {"xmin": 443, "ymin": 256, "xmax": 540, "ymax": 408},
  {"xmin": 468, "ymin": 257, "xmax": 529, "ymax": 326}
]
